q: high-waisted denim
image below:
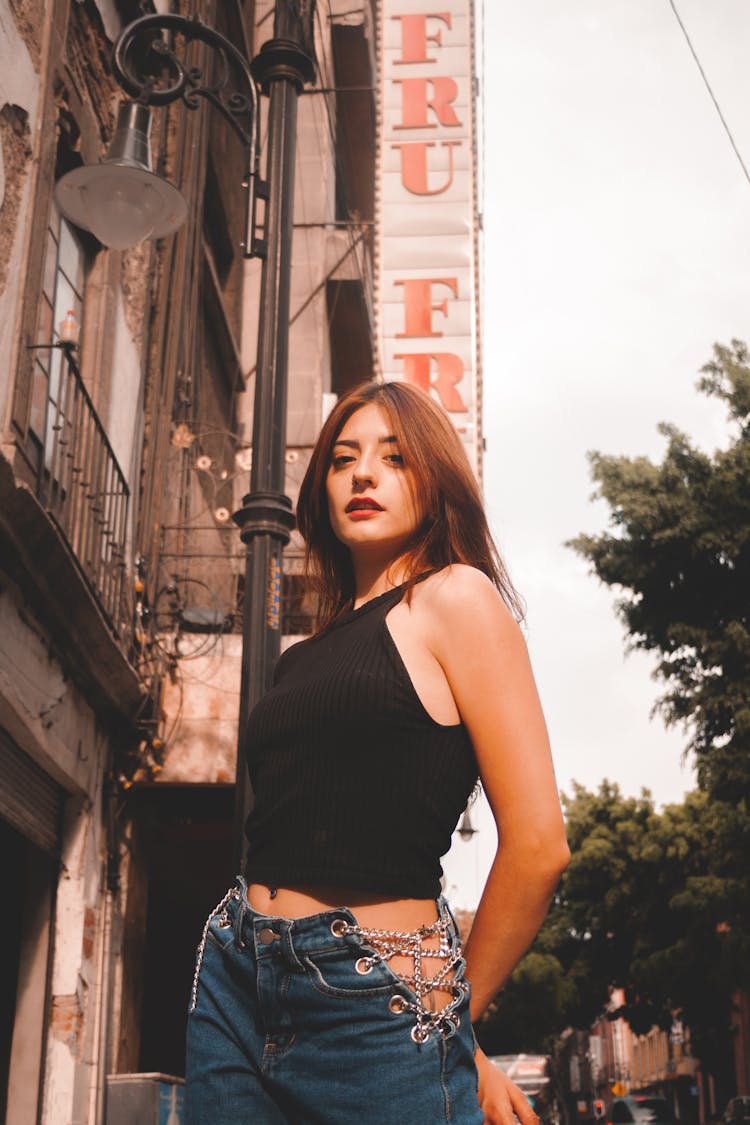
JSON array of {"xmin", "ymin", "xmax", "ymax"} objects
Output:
[{"xmin": 185, "ymin": 877, "xmax": 483, "ymax": 1123}]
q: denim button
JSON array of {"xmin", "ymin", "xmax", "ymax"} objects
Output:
[
  {"xmin": 330, "ymin": 918, "xmax": 347, "ymax": 937},
  {"xmin": 355, "ymin": 957, "xmax": 374, "ymax": 975},
  {"xmin": 259, "ymin": 927, "xmax": 280, "ymax": 945},
  {"xmin": 389, "ymin": 995, "xmax": 406, "ymax": 1013}
]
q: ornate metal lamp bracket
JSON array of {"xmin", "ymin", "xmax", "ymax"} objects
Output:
[{"xmin": 113, "ymin": 13, "xmax": 267, "ymax": 258}]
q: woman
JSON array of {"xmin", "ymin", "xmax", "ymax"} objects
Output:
[{"xmin": 186, "ymin": 380, "xmax": 570, "ymax": 1124}]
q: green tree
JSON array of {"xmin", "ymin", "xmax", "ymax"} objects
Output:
[
  {"xmin": 480, "ymin": 783, "xmax": 745, "ymax": 1100},
  {"xmin": 556, "ymin": 784, "xmax": 744, "ymax": 1095},
  {"xmin": 568, "ymin": 339, "xmax": 750, "ymax": 807},
  {"xmin": 632, "ymin": 792, "xmax": 746, "ymax": 1096},
  {"xmin": 477, "ymin": 783, "xmax": 668, "ymax": 1053},
  {"xmin": 475, "ymin": 950, "xmax": 571, "ymax": 1055},
  {"xmin": 564, "ymin": 340, "xmax": 750, "ymax": 1098}
]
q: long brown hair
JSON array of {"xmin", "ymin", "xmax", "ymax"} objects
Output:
[{"xmin": 296, "ymin": 380, "xmax": 523, "ymax": 628}]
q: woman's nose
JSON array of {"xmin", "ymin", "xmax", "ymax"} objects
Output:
[
  {"xmin": 352, "ymin": 448, "xmax": 378, "ymax": 487},
  {"xmin": 352, "ymin": 466, "xmax": 374, "ymax": 488}
]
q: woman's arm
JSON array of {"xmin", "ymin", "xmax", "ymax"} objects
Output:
[
  {"xmin": 425, "ymin": 566, "xmax": 570, "ymax": 1122},
  {"xmin": 427, "ymin": 565, "xmax": 569, "ymax": 1010}
]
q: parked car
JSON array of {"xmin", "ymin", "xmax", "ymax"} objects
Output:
[
  {"xmin": 723, "ymin": 1097, "xmax": 750, "ymax": 1125},
  {"xmin": 609, "ymin": 1096, "xmax": 673, "ymax": 1125}
]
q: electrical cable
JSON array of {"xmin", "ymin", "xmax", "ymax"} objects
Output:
[{"xmin": 667, "ymin": 0, "xmax": 750, "ymax": 188}]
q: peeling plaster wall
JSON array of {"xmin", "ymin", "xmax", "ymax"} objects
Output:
[
  {"xmin": 0, "ymin": 4, "xmax": 39, "ymax": 127},
  {"xmin": 7, "ymin": 0, "xmax": 44, "ymax": 70},
  {"xmin": 0, "ymin": 4, "xmax": 143, "ymax": 1119},
  {"xmin": 0, "ymin": 105, "xmax": 32, "ymax": 294},
  {"xmin": 0, "ymin": 0, "xmax": 39, "ymax": 427},
  {"xmin": 120, "ymin": 242, "xmax": 150, "ymax": 352},
  {"xmin": 0, "ymin": 568, "xmax": 115, "ymax": 1122},
  {"xmin": 91, "ymin": 0, "xmax": 122, "ymax": 45},
  {"xmin": 157, "ymin": 634, "xmax": 242, "ymax": 783},
  {"xmin": 0, "ymin": 577, "xmax": 101, "ymax": 796},
  {"xmin": 43, "ymin": 787, "xmax": 108, "ymax": 1125},
  {"xmin": 155, "ymin": 631, "xmax": 313, "ymax": 785},
  {"xmin": 64, "ymin": 0, "xmax": 119, "ymax": 149},
  {"xmin": 108, "ymin": 286, "xmax": 146, "ymax": 490}
]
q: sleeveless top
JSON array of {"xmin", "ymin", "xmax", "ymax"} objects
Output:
[{"xmin": 243, "ymin": 580, "xmax": 478, "ymax": 898}]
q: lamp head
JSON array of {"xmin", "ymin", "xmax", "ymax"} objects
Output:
[{"xmin": 55, "ymin": 102, "xmax": 187, "ymax": 250}]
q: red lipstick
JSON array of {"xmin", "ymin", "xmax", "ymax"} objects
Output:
[{"xmin": 345, "ymin": 497, "xmax": 383, "ymax": 513}]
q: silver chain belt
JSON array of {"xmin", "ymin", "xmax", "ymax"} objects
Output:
[
  {"xmin": 189, "ymin": 884, "xmax": 239, "ymax": 1013},
  {"xmin": 190, "ymin": 886, "xmax": 467, "ymax": 1044},
  {"xmin": 333, "ymin": 915, "xmax": 466, "ymax": 1044}
]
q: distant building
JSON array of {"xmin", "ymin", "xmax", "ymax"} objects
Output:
[{"xmin": 580, "ymin": 990, "xmax": 700, "ymax": 1125}]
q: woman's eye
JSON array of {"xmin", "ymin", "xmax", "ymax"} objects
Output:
[
  {"xmin": 331, "ymin": 454, "xmax": 354, "ymax": 469},
  {"xmin": 386, "ymin": 453, "xmax": 404, "ymax": 465}
]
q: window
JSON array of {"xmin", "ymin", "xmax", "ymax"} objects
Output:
[
  {"xmin": 326, "ymin": 279, "xmax": 374, "ymax": 397},
  {"xmin": 28, "ymin": 205, "xmax": 88, "ymax": 473},
  {"xmin": 22, "ymin": 199, "xmax": 129, "ymax": 628},
  {"xmin": 330, "ymin": 22, "xmax": 375, "ymax": 224}
]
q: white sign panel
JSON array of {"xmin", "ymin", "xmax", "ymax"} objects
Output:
[{"xmin": 378, "ymin": 1, "xmax": 481, "ymax": 471}]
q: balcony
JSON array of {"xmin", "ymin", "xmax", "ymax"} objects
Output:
[{"xmin": 32, "ymin": 342, "xmax": 129, "ymax": 633}]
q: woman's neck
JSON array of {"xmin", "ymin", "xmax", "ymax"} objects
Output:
[{"xmin": 351, "ymin": 557, "xmax": 411, "ymax": 607}]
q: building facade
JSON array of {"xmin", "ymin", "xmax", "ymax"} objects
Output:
[
  {"xmin": 1, "ymin": 1, "xmax": 152, "ymax": 1119},
  {"xmin": 0, "ymin": 0, "xmax": 263, "ymax": 1117},
  {"xmin": 561, "ymin": 990, "xmax": 701, "ymax": 1125}
]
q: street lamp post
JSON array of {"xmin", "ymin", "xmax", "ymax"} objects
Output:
[
  {"xmin": 232, "ymin": 6, "xmax": 315, "ymax": 868},
  {"xmin": 55, "ymin": 4, "xmax": 317, "ymax": 869}
]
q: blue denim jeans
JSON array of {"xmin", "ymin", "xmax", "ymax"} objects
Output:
[{"xmin": 185, "ymin": 878, "xmax": 483, "ymax": 1123}]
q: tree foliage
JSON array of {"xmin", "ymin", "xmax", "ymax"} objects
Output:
[
  {"xmin": 548, "ymin": 342, "xmax": 750, "ymax": 1094},
  {"xmin": 476, "ymin": 783, "xmax": 748, "ymax": 1099},
  {"xmin": 568, "ymin": 339, "xmax": 750, "ymax": 804},
  {"xmin": 552, "ymin": 784, "xmax": 747, "ymax": 1079},
  {"xmin": 476, "ymin": 949, "xmax": 572, "ymax": 1056},
  {"xmin": 480, "ymin": 345, "xmax": 750, "ymax": 1092}
]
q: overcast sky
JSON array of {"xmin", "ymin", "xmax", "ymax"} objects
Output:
[{"xmin": 444, "ymin": 0, "xmax": 750, "ymax": 910}]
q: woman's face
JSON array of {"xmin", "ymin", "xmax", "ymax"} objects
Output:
[{"xmin": 325, "ymin": 403, "xmax": 424, "ymax": 562}]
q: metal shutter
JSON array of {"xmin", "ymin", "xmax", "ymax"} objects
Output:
[{"xmin": 0, "ymin": 728, "xmax": 62, "ymax": 854}]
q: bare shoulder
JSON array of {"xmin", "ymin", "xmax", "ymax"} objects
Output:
[
  {"xmin": 412, "ymin": 565, "xmax": 520, "ymax": 646},
  {"xmin": 416, "ymin": 564, "xmax": 513, "ymax": 616}
]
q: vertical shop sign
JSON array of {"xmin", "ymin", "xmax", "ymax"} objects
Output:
[{"xmin": 379, "ymin": 1, "xmax": 480, "ymax": 471}]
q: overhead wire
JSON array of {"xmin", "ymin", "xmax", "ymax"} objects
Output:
[{"xmin": 667, "ymin": 0, "xmax": 750, "ymax": 188}]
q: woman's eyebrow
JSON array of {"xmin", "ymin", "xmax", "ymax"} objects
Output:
[{"xmin": 332, "ymin": 435, "xmax": 398, "ymax": 449}]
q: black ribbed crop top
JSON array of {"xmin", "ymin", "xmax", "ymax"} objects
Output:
[{"xmin": 243, "ymin": 580, "xmax": 478, "ymax": 899}]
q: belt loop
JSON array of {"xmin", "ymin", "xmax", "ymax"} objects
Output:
[{"xmin": 283, "ymin": 921, "xmax": 306, "ymax": 971}]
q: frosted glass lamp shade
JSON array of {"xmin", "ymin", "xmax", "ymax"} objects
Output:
[
  {"xmin": 54, "ymin": 102, "xmax": 187, "ymax": 250},
  {"xmin": 56, "ymin": 163, "xmax": 187, "ymax": 249}
]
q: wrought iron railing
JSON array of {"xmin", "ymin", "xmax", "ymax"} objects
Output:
[{"xmin": 33, "ymin": 343, "xmax": 130, "ymax": 632}]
